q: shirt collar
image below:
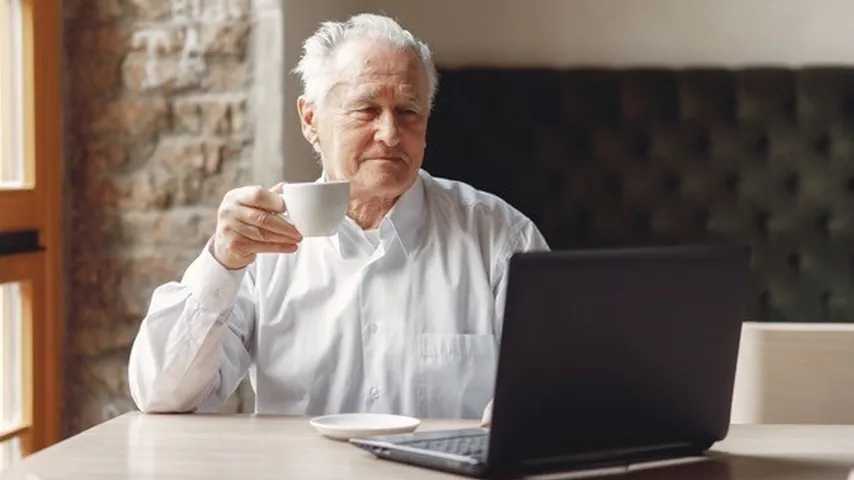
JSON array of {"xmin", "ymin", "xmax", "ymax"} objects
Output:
[
  {"xmin": 386, "ymin": 170, "xmax": 427, "ymax": 256},
  {"xmin": 329, "ymin": 170, "xmax": 427, "ymax": 259}
]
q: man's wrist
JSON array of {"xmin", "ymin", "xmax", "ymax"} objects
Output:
[
  {"xmin": 209, "ymin": 237, "xmax": 249, "ymax": 271},
  {"xmin": 181, "ymin": 239, "xmax": 248, "ymax": 313}
]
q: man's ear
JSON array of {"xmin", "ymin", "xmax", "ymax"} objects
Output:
[{"xmin": 297, "ymin": 96, "xmax": 320, "ymax": 150}]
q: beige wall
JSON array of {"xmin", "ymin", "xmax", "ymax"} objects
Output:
[
  {"xmin": 283, "ymin": 0, "xmax": 365, "ymax": 181},
  {"xmin": 282, "ymin": 0, "xmax": 854, "ymax": 180},
  {"xmin": 368, "ymin": 0, "xmax": 854, "ymax": 67}
]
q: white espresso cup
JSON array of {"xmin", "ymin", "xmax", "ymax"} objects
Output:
[{"xmin": 280, "ymin": 180, "xmax": 350, "ymax": 237}]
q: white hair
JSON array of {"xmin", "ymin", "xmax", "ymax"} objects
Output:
[{"xmin": 293, "ymin": 13, "xmax": 439, "ymax": 109}]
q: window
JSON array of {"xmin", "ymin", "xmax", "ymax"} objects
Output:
[
  {"xmin": 0, "ymin": 283, "xmax": 24, "ymax": 470},
  {"xmin": 0, "ymin": 0, "xmax": 63, "ymax": 467},
  {"xmin": 0, "ymin": 275, "xmax": 33, "ymax": 473},
  {"xmin": 0, "ymin": 437, "xmax": 20, "ymax": 471},
  {"xmin": 0, "ymin": 0, "xmax": 25, "ymax": 188}
]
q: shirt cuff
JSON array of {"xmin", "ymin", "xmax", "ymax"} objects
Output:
[{"xmin": 182, "ymin": 240, "xmax": 247, "ymax": 313}]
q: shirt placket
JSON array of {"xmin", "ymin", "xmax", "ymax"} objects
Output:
[{"xmin": 359, "ymin": 225, "xmax": 390, "ymax": 412}]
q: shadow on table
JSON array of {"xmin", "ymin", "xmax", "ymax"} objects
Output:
[{"xmin": 523, "ymin": 453, "xmax": 854, "ymax": 479}]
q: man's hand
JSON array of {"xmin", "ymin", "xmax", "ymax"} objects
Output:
[
  {"xmin": 481, "ymin": 399, "xmax": 493, "ymax": 427},
  {"xmin": 212, "ymin": 183, "xmax": 303, "ymax": 270}
]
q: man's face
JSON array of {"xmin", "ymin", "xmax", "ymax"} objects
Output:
[{"xmin": 299, "ymin": 38, "xmax": 430, "ymax": 199}]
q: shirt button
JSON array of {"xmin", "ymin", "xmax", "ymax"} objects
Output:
[
  {"xmin": 367, "ymin": 323, "xmax": 378, "ymax": 335},
  {"xmin": 368, "ymin": 387, "xmax": 381, "ymax": 400}
]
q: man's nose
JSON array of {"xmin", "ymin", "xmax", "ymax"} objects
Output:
[{"xmin": 374, "ymin": 110, "xmax": 400, "ymax": 147}]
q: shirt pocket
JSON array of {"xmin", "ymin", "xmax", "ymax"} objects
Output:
[{"xmin": 414, "ymin": 333, "xmax": 497, "ymax": 419}]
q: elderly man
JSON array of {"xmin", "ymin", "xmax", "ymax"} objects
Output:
[{"xmin": 128, "ymin": 14, "xmax": 548, "ymax": 421}]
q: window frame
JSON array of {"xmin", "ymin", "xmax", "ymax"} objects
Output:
[
  {"xmin": 0, "ymin": 0, "xmax": 64, "ymax": 457},
  {"xmin": 0, "ymin": 257, "xmax": 39, "ymax": 445}
]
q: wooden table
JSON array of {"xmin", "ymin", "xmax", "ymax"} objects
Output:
[{"xmin": 4, "ymin": 412, "xmax": 854, "ymax": 479}]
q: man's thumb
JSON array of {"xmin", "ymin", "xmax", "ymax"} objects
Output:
[
  {"xmin": 270, "ymin": 182, "xmax": 285, "ymax": 194},
  {"xmin": 269, "ymin": 182, "xmax": 286, "ymax": 212}
]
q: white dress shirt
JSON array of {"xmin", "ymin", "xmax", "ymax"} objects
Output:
[{"xmin": 129, "ymin": 169, "xmax": 549, "ymax": 419}]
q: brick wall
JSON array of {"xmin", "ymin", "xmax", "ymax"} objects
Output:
[{"xmin": 63, "ymin": 0, "xmax": 256, "ymax": 435}]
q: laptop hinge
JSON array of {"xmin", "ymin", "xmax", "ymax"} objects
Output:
[{"xmin": 521, "ymin": 441, "xmax": 697, "ymax": 468}]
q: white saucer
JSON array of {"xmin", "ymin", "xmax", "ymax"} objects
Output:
[{"xmin": 309, "ymin": 413, "xmax": 421, "ymax": 441}]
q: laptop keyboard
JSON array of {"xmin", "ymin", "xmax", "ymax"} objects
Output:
[{"xmin": 405, "ymin": 433, "xmax": 489, "ymax": 460}]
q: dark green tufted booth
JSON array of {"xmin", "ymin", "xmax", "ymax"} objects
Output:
[{"xmin": 425, "ymin": 68, "xmax": 854, "ymax": 323}]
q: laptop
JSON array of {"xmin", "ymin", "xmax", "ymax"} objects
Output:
[{"xmin": 350, "ymin": 244, "xmax": 751, "ymax": 477}]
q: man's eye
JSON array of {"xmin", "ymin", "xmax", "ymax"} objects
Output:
[{"xmin": 352, "ymin": 107, "xmax": 377, "ymax": 117}]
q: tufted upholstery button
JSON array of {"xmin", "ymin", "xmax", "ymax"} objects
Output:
[
  {"xmin": 753, "ymin": 132, "xmax": 770, "ymax": 156},
  {"xmin": 812, "ymin": 133, "xmax": 832, "ymax": 156},
  {"xmin": 820, "ymin": 290, "xmax": 835, "ymax": 321},
  {"xmin": 693, "ymin": 134, "xmax": 711, "ymax": 156},
  {"xmin": 755, "ymin": 211, "xmax": 771, "ymax": 238},
  {"xmin": 759, "ymin": 290, "xmax": 772, "ymax": 316},
  {"xmin": 632, "ymin": 133, "xmax": 651, "ymax": 159},
  {"xmin": 602, "ymin": 173, "xmax": 623, "ymax": 199},
  {"xmin": 783, "ymin": 172, "xmax": 800, "ymax": 197},
  {"xmin": 695, "ymin": 208, "xmax": 711, "ymax": 231},
  {"xmin": 545, "ymin": 170, "xmax": 561, "ymax": 194},
  {"xmin": 724, "ymin": 171, "xmax": 740, "ymax": 194},
  {"xmin": 787, "ymin": 252, "xmax": 801, "ymax": 274},
  {"xmin": 821, "ymin": 290, "xmax": 832, "ymax": 307},
  {"xmin": 816, "ymin": 212, "xmax": 832, "ymax": 238},
  {"xmin": 632, "ymin": 211, "xmax": 652, "ymax": 237},
  {"xmin": 661, "ymin": 171, "xmax": 682, "ymax": 195}
]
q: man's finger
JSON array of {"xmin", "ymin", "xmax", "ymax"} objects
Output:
[
  {"xmin": 232, "ymin": 219, "xmax": 300, "ymax": 245},
  {"xmin": 270, "ymin": 182, "xmax": 285, "ymax": 194},
  {"xmin": 246, "ymin": 240, "xmax": 299, "ymax": 255},
  {"xmin": 234, "ymin": 205, "xmax": 302, "ymax": 240},
  {"xmin": 233, "ymin": 236, "xmax": 299, "ymax": 255},
  {"xmin": 270, "ymin": 183, "xmax": 287, "ymax": 212},
  {"xmin": 235, "ymin": 185, "xmax": 285, "ymax": 213}
]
